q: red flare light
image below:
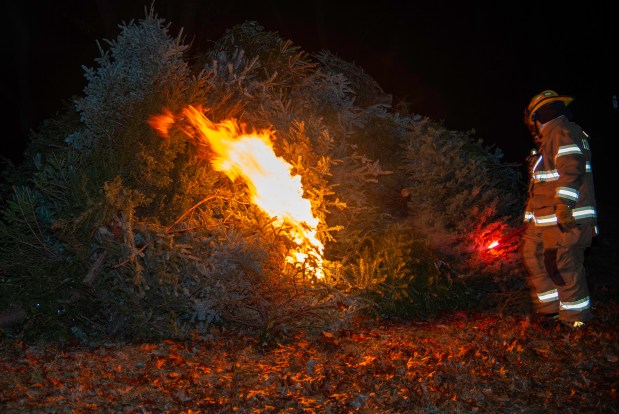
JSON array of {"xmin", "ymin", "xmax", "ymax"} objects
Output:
[
  {"xmin": 487, "ymin": 240, "xmax": 499, "ymax": 249},
  {"xmin": 486, "ymin": 225, "xmax": 526, "ymax": 250}
]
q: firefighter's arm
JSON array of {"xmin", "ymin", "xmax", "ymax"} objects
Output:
[
  {"xmin": 554, "ymin": 130, "xmax": 585, "ymax": 207},
  {"xmin": 553, "ymin": 130, "xmax": 584, "ymax": 232}
]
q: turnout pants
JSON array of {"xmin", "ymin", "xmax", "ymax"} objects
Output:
[{"xmin": 520, "ymin": 223, "xmax": 594, "ymax": 323}]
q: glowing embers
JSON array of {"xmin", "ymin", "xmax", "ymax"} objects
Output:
[{"xmin": 149, "ymin": 106, "xmax": 324, "ymax": 278}]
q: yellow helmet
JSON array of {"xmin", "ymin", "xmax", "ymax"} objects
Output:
[
  {"xmin": 523, "ymin": 90, "xmax": 574, "ymax": 137},
  {"xmin": 527, "ymin": 90, "xmax": 573, "ymax": 114}
]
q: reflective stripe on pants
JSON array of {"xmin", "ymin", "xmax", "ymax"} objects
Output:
[{"xmin": 520, "ymin": 223, "xmax": 594, "ymax": 322}]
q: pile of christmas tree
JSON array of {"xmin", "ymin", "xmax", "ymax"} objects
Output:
[{"xmin": 0, "ymin": 7, "xmax": 524, "ymax": 343}]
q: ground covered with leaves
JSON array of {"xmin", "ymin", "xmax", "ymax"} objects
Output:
[
  {"xmin": 1, "ymin": 290, "xmax": 617, "ymax": 413},
  {"xmin": 1, "ymin": 232, "xmax": 617, "ymax": 413}
]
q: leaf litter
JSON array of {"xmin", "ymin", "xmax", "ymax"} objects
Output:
[
  {"xmin": 2, "ymin": 227, "xmax": 618, "ymax": 412},
  {"xmin": 1, "ymin": 300, "xmax": 617, "ymax": 413}
]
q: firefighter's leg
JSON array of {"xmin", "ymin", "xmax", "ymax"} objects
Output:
[
  {"xmin": 520, "ymin": 225, "xmax": 560, "ymax": 314},
  {"xmin": 555, "ymin": 224, "xmax": 594, "ymax": 323}
]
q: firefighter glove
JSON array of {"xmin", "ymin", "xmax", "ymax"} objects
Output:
[{"xmin": 555, "ymin": 204, "xmax": 576, "ymax": 232}]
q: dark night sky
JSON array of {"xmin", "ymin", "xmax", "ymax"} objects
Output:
[{"xmin": 4, "ymin": 1, "xmax": 618, "ymax": 207}]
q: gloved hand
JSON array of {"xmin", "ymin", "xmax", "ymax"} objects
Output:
[{"xmin": 555, "ymin": 204, "xmax": 576, "ymax": 232}]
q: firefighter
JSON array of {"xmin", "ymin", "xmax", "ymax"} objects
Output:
[{"xmin": 520, "ymin": 90, "xmax": 598, "ymax": 329}]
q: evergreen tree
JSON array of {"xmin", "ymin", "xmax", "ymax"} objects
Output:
[{"xmin": 0, "ymin": 6, "xmax": 525, "ymax": 342}]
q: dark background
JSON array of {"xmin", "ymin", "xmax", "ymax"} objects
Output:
[{"xmin": 4, "ymin": 1, "xmax": 618, "ymax": 210}]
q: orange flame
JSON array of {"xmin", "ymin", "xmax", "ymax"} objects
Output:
[
  {"xmin": 147, "ymin": 108, "xmax": 175, "ymax": 138},
  {"xmin": 149, "ymin": 106, "xmax": 324, "ymax": 278}
]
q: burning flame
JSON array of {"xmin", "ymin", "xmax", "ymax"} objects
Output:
[{"xmin": 149, "ymin": 106, "xmax": 324, "ymax": 278}]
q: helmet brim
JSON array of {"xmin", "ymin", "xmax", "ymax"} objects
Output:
[{"xmin": 528, "ymin": 95, "xmax": 574, "ymax": 117}]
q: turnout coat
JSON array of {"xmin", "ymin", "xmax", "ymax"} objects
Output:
[{"xmin": 524, "ymin": 115, "xmax": 597, "ymax": 231}]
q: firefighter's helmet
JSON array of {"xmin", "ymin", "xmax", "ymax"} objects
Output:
[{"xmin": 523, "ymin": 90, "xmax": 573, "ymax": 130}]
